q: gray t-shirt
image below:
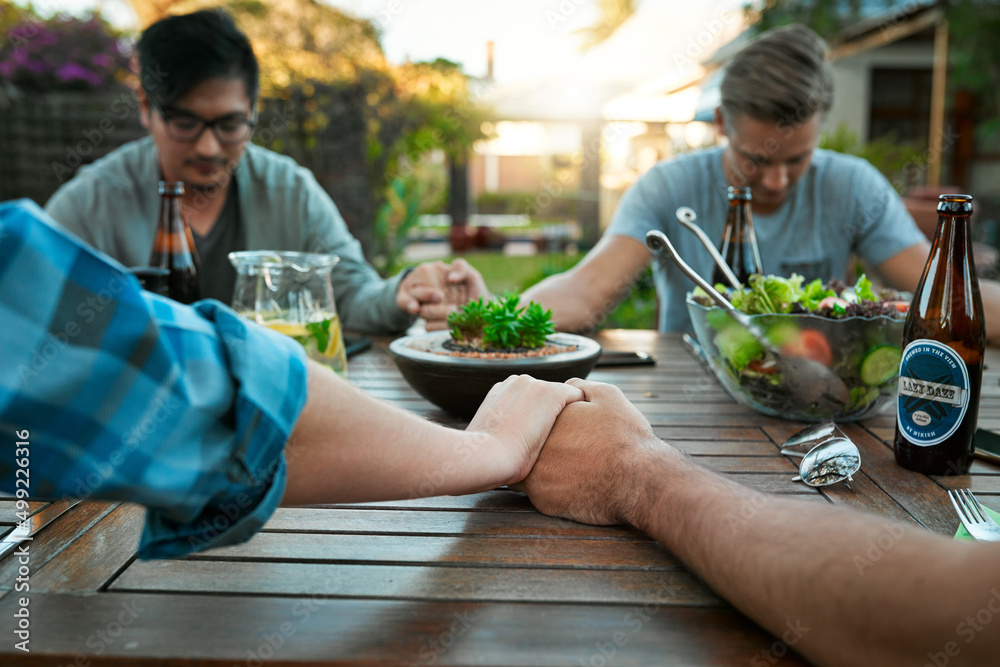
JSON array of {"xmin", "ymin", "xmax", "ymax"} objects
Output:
[
  {"xmin": 609, "ymin": 146, "xmax": 926, "ymax": 331},
  {"xmin": 192, "ymin": 182, "xmax": 245, "ymax": 304}
]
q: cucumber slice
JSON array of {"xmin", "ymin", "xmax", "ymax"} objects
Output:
[{"xmin": 860, "ymin": 345, "xmax": 902, "ymax": 386}]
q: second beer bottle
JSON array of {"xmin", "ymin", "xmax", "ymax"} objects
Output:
[
  {"xmin": 894, "ymin": 194, "xmax": 985, "ymax": 475},
  {"xmin": 149, "ymin": 181, "xmax": 201, "ymax": 304},
  {"xmin": 712, "ymin": 186, "xmax": 762, "ymax": 287}
]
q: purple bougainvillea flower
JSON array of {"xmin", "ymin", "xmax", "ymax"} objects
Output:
[
  {"xmin": 0, "ymin": 61, "xmax": 15, "ymax": 77},
  {"xmin": 24, "ymin": 60, "xmax": 46, "ymax": 74},
  {"xmin": 91, "ymin": 53, "xmax": 112, "ymax": 68},
  {"xmin": 55, "ymin": 62, "xmax": 102, "ymax": 87}
]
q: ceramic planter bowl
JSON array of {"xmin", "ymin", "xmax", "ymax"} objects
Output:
[{"xmin": 389, "ymin": 331, "xmax": 602, "ymax": 418}]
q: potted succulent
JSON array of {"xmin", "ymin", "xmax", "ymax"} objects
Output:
[{"xmin": 389, "ymin": 293, "xmax": 602, "ymax": 418}]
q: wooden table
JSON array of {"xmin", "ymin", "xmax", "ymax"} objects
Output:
[{"xmin": 2, "ymin": 330, "xmax": 998, "ymax": 666}]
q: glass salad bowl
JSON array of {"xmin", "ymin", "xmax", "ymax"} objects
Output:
[{"xmin": 687, "ymin": 296, "xmax": 906, "ymax": 422}]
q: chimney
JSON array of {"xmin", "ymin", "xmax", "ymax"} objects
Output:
[{"xmin": 486, "ymin": 40, "xmax": 494, "ymax": 82}]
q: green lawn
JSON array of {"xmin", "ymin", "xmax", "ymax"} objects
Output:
[
  {"xmin": 454, "ymin": 251, "xmax": 581, "ymax": 294},
  {"xmin": 445, "ymin": 250, "xmax": 657, "ymax": 329}
]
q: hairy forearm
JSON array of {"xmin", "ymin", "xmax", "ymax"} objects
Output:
[
  {"xmin": 522, "ymin": 272, "xmax": 611, "ymax": 332},
  {"xmin": 280, "ymin": 362, "xmax": 508, "ymax": 504},
  {"xmin": 627, "ymin": 448, "xmax": 1000, "ymax": 667}
]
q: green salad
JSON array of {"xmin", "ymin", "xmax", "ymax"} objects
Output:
[{"xmin": 690, "ymin": 274, "xmax": 910, "ymax": 419}]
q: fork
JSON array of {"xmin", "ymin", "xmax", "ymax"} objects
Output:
[{"xmin": 947, "ymin": 489, "xmax": 1000, "ymax": 542}]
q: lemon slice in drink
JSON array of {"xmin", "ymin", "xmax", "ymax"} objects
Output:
[
  {"xmin": 265, "ymin": 321, "xmax": 307, "ymax": 337},
  {"xmin": 324, "ymin": 316, "xmax": 344, "ymax": 359}
]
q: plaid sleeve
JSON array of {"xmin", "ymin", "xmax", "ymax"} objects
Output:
[{"xmin": 0, "ymin": 200, "xmax": 309, "ymax": 559}]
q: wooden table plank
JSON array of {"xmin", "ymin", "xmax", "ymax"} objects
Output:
[
  {"xmin": 111, "ymin": 560, "xmax": 721, "ymax": 605},
  {"xmin": 193, "ymin": 532, "xmax": 679, "ymax": 569},
  {"xmin": 27, "ymin": 502, "xmax": 143, "ymax": 593},
  {"xmin": 672, "ymin": 439, "xmax": 781, "ymax": 456},
  {"xmin": 0, "ymin": 501, "xmax": 119, "ymax": 593},
  {"xmin": 696, "ymin": 456, "xmax": 798, "ymax": 474},
  {"xmin": 0, "ymin": 592, "xmax": 808, "ymax": 666},
  {"xmin": 324, "ymin": 489, "xmax": 537, "ymax": 512},
  {"xmin": 260, "ymin": 508, "xmax": 645, "ymax": 538},
  {"xmin": 0, "ymin": 500, "xmax": 49, "ymax": 525},
  {"xmin": 653, "ymin": 425, "xmax": 770, "ymax": 441}
]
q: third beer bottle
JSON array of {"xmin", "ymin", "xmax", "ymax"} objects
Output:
[
  {"xmin": 712, "ymin": 186, "xmax": 762, "ymax": 287},
  {"xmin": 894, "ymin": 194, "xmax": 985, "ymax": 475},
  {"xmin": 149, "ymin": 181, "xmax": 201, "ymax": 304}
]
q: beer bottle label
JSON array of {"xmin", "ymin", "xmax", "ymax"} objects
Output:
[{"xmin": 896, "ymin": 340, "xmax": 971, "ymax": 447}]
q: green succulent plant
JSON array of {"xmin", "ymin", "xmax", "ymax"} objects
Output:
[
  {"xmin": 518, "ymin": 302, "xmax": 556, "ymax": 348},
  {"xmin": 447, "ymin": 292, "xmax": 555, "ymax": 350}
]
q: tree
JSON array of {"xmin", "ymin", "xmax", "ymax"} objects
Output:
[{"xmin": 743, "ymin": 0, "xmax": 877, "ymax": 39}]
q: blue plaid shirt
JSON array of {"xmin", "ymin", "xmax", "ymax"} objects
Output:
[{"xmin": 0, "ymin": 200, "xmax": 308, "ymax": 558}]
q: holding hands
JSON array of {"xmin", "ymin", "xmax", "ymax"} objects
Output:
[
  {"xmin": 512, "ymin": 379, "xmax": 675, "ymax": 525},
  {"xmin": 396, "ymin": 259, "xmax": 490, "ymax": 330},
  {"xmin": 463, "ymin": 375, "xmax": 586, "ymax": 491}
]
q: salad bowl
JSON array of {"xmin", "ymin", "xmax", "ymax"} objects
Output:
[{"xmin": 686, "ymin": 279, "xmax": 907, "ymax": 422}]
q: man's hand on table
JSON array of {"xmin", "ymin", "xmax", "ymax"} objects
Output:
[
  {"xmin": 464, "ymin": 375, "xmax": 586, "ymax": 490},
  {"xmin": 513, "ymin": 379, "xmax": 681, "ymax": 526},
  {"xmin": 396, "ymin": 259, "xmax": 490, "ymax": 330}
]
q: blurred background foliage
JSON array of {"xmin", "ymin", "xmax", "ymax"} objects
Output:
[
  {"xmin": 0, "ymin": 8, "xmax": 131, "ymax": 92},
  {"xmin": 819, "ymin": 123, "xmax": 924, "ymax": 192}
]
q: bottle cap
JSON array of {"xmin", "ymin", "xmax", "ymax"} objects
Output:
[
  {"xmin": 727, "ymin": 186, "xmax": 752, "ymax": 201},
  {"xmin": 937, "ymin": 194, "xmax": 973, "ymax": 214},
  {"xmin": 158, "ymin": 181, "xmax": 185, "ymax": 196}
]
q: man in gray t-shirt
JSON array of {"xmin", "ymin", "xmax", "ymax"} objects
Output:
[
  {"xmin": 610, "ymin": 145, "xmax": 923, "ymax": 331},
  {"xmin": 524, "ymin": 24, "xmax": 1000, "ymax": 343}
]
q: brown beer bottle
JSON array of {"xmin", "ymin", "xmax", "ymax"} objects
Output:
[
  {"xmin": 712, "ymin": 186, "xmax": 762, "ymax": 287},
  {"xmin": 149, "ymin": 181, "xmax": 201, "ymax": 304},
  {"xmin": 894, "ymin": 194, "xmax": 985, "ymax": 475}
]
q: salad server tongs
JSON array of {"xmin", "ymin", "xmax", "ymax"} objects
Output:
[
  {"xmin": 645, "ymin": 229, "xmax": 850, "ymax": 410},
  {"xmin": 674, "ymin": 206, "xmax": 741, "ymax": 290}
]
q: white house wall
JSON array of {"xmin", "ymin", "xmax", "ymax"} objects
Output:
[{"xmin": 827, "ymin": 41, "xmax": 935, "ymax": 142}]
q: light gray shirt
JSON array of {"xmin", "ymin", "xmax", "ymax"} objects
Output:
[
  {"xmin": 609, "ymin": 146, "xmax": 926, "ymax": 331},
  {"xmin": 45, "ymin": 137, "xmax": 411, "ymax": 334}
]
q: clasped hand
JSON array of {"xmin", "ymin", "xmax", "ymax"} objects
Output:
[
  {"xmin": 468, "ymin": 376, "xmax": 670, "ymax": 526},
  {"xmin": 396, "ymin": 259, "xmax": 489, "ymax": 330}
]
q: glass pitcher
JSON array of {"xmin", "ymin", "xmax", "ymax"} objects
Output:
[{"xmin": 229, "ymin": 251, "xmax": 347, "ymax": 376}]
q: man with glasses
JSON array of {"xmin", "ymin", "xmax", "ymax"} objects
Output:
[{"xmin": 45, "ymin": 9, "xmax": 485, "ymax": 333}]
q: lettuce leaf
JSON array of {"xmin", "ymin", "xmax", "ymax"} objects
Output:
[{"xmin": 855, "ymin": 274, "xmax": 877, "ymax": 302}]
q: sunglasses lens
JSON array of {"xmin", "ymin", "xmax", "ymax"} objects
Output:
[
  {"xmin": 799, "ymin": 437, "xmax": 861, "ymax": 487},
  {"xmin": 783, "ymin": 422, "xmax": 837, "ymax": 449}
]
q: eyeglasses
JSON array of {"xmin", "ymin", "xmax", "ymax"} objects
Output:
[
  {"xmin": 780, "ymin": 422, "xmax": 861, "ymax": 490},
  {"xmin": 148, "ymin": 98, "xmax": 255, "ymax": 146}
]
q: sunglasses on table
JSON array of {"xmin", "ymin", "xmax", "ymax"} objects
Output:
[{"xmin": 780, "ymin": 422, "xmax": 861, "ymax": 490}]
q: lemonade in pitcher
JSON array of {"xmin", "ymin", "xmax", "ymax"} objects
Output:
[
  {"xmin": 229, "ymin": 251, "xmax": 348, "ymax": 377},
  {"xmin": 265, "ymin": 316, "xmax": 347, "ymax": 375}
]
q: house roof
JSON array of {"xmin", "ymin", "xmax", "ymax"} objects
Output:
[{"xmin": 605, "ymin": 0, "xmax": 943, "ymax": 124}]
